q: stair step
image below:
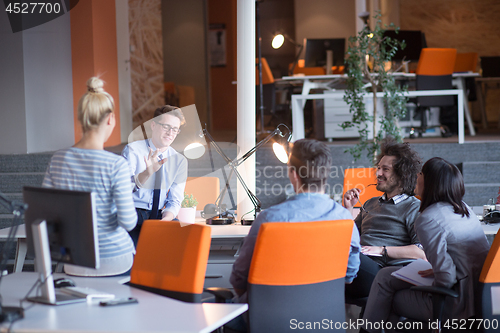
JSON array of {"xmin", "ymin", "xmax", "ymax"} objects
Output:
[
  {"xmin": 463, "ymin": 184, "xmax": 500, "ymax": 207},
  {"xmin": 0, "ymin": 173, "xmax": 45, "ymax": 194},
  {"xmin": 462, "ymin": 162, "xmax": 500, "ymax": 184},
  {"xmin": 0, "ymin": 153, "xmax": 52, "ymax": 173}
]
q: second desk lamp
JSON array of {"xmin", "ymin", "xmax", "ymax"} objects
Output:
[{"xmin": 185, "ymin": 124, "xmax": 292, "ymax": 225}]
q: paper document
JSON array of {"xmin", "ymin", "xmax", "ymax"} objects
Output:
[
  {"xmin": 391, "ymin": 259, "xmax": 434, "ymax": 286},
  {"xmin": 59, "ymin": 286, "xmax": 115, "ymax": 302}
]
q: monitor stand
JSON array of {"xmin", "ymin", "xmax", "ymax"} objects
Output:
[{"xmin": 27, "ymin": 219, "xmax": 87, "ymax": 306}]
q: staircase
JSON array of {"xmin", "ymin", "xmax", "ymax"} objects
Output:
[{"xmin": 0, "ymin": 141, "xmax": 498, "ymax": 229}]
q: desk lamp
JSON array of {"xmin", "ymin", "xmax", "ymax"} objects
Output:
[
  {"xmin": 0, "ymin": 192, "xmax": 26, "ymax": 322},
  {"xmin": 184, "ymin": 124, "xmax": 292, "ymax": 225},
  {"xmin": 272, "ymin": 33, "xmax": 304, "ymax": 76}
]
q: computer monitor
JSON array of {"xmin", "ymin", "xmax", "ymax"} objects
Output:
[
  {"xmin": 383, "ymin": 30, "xmax": 427, "ymax": 62},
  {"xmin": 22, "ymin": 186, "xmax": 99, "ymax": 305},
  {"xmin": 304, "ymin": 38, "xmax": 345, "ymax": 68}
]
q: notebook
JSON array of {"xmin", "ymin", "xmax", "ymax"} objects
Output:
[{"xmin": 391, "ymin": 259, "xmax": 434, "ymax": 286}]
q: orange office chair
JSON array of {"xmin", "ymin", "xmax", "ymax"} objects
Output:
[
  {"xmin": 129, "ymin": 220, "xmax": 211, "ymax": 303},
  {"xmin": 256, "ymin": 57, "xmax": 291, "ymax": 128},
  {"xmin": 290, "ymin": 59, "xmax": 345, "ymax": 75},
  {"xmin": 291, "ymin": 59, "xmax": 325, "ymax": 75},
  {"xmin": 411, "ymin": 48, "xmax": 457, "ymax": 138},
  {"xmin": 454, "ymin": 52, "xmax": 478, "ymax": 73},
  {"xmin": 207, "ymin": 220, "xmax": 354, "ymax": 332},
  {"xmin": 343, "ymin": 168, "xmax": 383, "ymax": 208},
  {"xmin": 247, "ymin": 220, "xmax": 353, "ymax": 332},
  {"xmin": 475, "ymin": 233, "xmax": 500, "ymax": 332},
  {"xmin": 184, "ymin": 176, "xmax": 220, "ymax": 211},
  {"xmin": 407, "ymin": 233, "xmax": 500, "ymax": 333}
]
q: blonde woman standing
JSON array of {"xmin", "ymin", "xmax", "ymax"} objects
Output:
[{"xmin": 43, "ymin": 77, "xmax": 137, "ymax": 277}]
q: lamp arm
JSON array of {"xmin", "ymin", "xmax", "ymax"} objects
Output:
[
  {"xmin": 203, "ymin": 129, "xmax": 234, "ymax": 166},
  {"xmin": 214, "ymin": 167, "xmax": 235, "ymax": 210},
  {"xmin": 232, "ymin": 165, "xmax": 262, "ymax": 213},
  {"xmin": 235, "ymin": 128, "xmax": 280, "ymax": 166},
  {"xmin": 236, "ymin": 122, "xmax": 291, "ymax": 167},
  {"xmin": 202, "ymin": 123, "xmax": 291, "ymax": 218},
  {"xmin": 290, "ymin": 43, "xmax": 304, "ymax": 76},
  {"xmin": 212, "ymin": 154, "xmax": 261, "ymax": 215},
  {"xmin": 0, "ymin": 191, "xmax": 27, "ymax": 216},
  {"xmin": 280, "ymin": 34, "xmax": 303, "ymax": 76}
]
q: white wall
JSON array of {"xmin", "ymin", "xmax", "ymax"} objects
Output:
[
  {"xmin": 162, "ymin": 0, "xmax": 209, "ymax": 125},
  {"xmin": 294, "ymin": 0, "xmax": 356, "ymax": 53},
  {"xmin": 0, "ymin": 10, "xmax": 28, "ymax": 154},
  {"xmin": 0, "ymin": 10, "xmax": 74, "ymax": 154},
  {"xmin": 23, "ymin": 14, "xmax": 74, "ymax": 153}
]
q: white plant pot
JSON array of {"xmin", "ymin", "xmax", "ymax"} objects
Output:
[{"xmin": 177, "ymin": 207, "xmax": 197, "ymax": 224}]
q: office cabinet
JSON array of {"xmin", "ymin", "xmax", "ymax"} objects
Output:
[
  {"xmin": 205, "ymin": 237, "xmax": 243, "ymax": 289},
  {"xmin": 323, "ymin": 91, "xmax": 382, "ymax": 139}
]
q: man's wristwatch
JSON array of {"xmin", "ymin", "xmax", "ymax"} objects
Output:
[{"xmin": 382, "ymin": 246, "xmax": 388, "ymax": 261}]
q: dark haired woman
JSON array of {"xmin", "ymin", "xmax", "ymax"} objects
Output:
[{"xmin": 360, "ymin": 157, "xmax": 490, "ymax": 332}]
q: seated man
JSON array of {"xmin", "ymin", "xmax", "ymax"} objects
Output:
[
  {"xmin": 230, "ymin": 139, "xmax": 361, "ymax": 303},
  {"xmin": 344, "ymin": 138, "xmax": 426, "ymax": 299},
  {"xmin": 122, "ymin": 105, "xmax": 188, "ymax": 245}
]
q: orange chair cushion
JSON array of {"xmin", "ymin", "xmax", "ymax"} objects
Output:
[
  {"xmin": 130, "ymin": 220, "xmax": 211, "ymax": 294},
  {"xmin": 248, "ymin": 220, "xmax": 354, "ymax": 286},
  {"xmin": 416, "ymin": 48, "xmax": 457, "ymax": 76},
  {"xmin": 184, "ymin": 177, "xmax": 220, "ymax": 211},
  {"xmin": 480, "ymin": 233, "xmax": 500, "ymax": 283},
  {"xmin": 343, "ymin": 168, "xmax": 383, "ymax": 208}
]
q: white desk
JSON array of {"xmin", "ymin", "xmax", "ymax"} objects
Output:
[
  {"xmin": 0, "ymin": 221, "xmax": 251, "ymax": 276},
  {"xmin": 0, "ymin": 224, "xmax": 27, "ymax": 273},
  {"xmin": 291, "ymin": 89, "xmax": 466, "ymax": 143},
  {"xmin": 0, "ymin": 272, "xmax": 247, "ymax": 333},
  {"xmin": 283, "ymin": 72, "xmax": 478, "ymax": 142}
]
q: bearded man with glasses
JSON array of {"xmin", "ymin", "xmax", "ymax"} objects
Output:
[{"xmin": 122, "ymin": 105, "xmax": 188, "ymax": 246}]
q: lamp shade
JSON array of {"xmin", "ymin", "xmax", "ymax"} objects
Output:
[
  {"xmin": 184, "ymin": 142, "xmax": 205, "ymax": 159},
  {"xmin": 272, "ymin": 33, "xmax": 285, "ymax": 49},
  {"xmin": 273, "ymin": 142, "xmax": 289, "ymax": 164}
]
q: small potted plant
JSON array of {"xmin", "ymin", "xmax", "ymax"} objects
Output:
[{"xmin": 177, "ymin": 193, "xmax": 198, "ymax": 224}]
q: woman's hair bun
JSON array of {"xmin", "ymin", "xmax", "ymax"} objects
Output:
[{"xmin": 87, "ymin": 77, "xmax": 104, "ymax": 93}]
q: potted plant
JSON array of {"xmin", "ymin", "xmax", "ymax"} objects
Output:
[
  {"xmin": 342, "ymin": 12, "xmax": 408, "ymax": 162},
  {"xmin": 177, "ymin": 193, "xmax": 198, "ymax": 224}
]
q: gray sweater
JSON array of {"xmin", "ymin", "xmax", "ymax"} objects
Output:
[{"xmin": 354, "ymin": 195, "xmax": 421, "ymax": 247}]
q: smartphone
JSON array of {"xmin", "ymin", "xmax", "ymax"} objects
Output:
[{"xmin": 99, "ymin": 297, "xmax": 138, "ymax": 307}]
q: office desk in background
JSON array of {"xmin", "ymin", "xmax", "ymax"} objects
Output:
[
  {"xmin": 475, "ymin": 77, "xmax": 500, "ymax": 129},
  {"xmin": 0, "ymin": 272, "xmax": 247, "ymax": 333},
  {"xmin": 281, "ymin": 72, "xmax": 478, "ymax": 142}
]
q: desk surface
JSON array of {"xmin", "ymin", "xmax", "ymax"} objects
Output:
[
  {"xmin": 0, "ymin": 272, "xmax": 247, "ymax": 333},
  {"xmin": 0, "ymin": 221, "xmax": 251, "ymax": 240},
  {"xmin": 0, "ymin": 206, "xmax": 495, "ymax": 238}
]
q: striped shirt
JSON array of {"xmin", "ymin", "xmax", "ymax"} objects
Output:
[{"xmin": 42, "ymin": 148, "xmax": 137, "ymax": 268}]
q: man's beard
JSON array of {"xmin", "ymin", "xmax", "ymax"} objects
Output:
[{"xmin": 376, "ymin": 177, "xmax": 400, "ymax": 194}]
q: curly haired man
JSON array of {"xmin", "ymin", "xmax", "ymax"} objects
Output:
[{"xmin": 343, "ymin": 138, "xmax": 426, "ymax": 299}]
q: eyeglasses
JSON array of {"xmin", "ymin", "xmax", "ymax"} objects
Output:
[{"xmin": 154, "ymin": 121, "xmax": 181, "ymax": 135}]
